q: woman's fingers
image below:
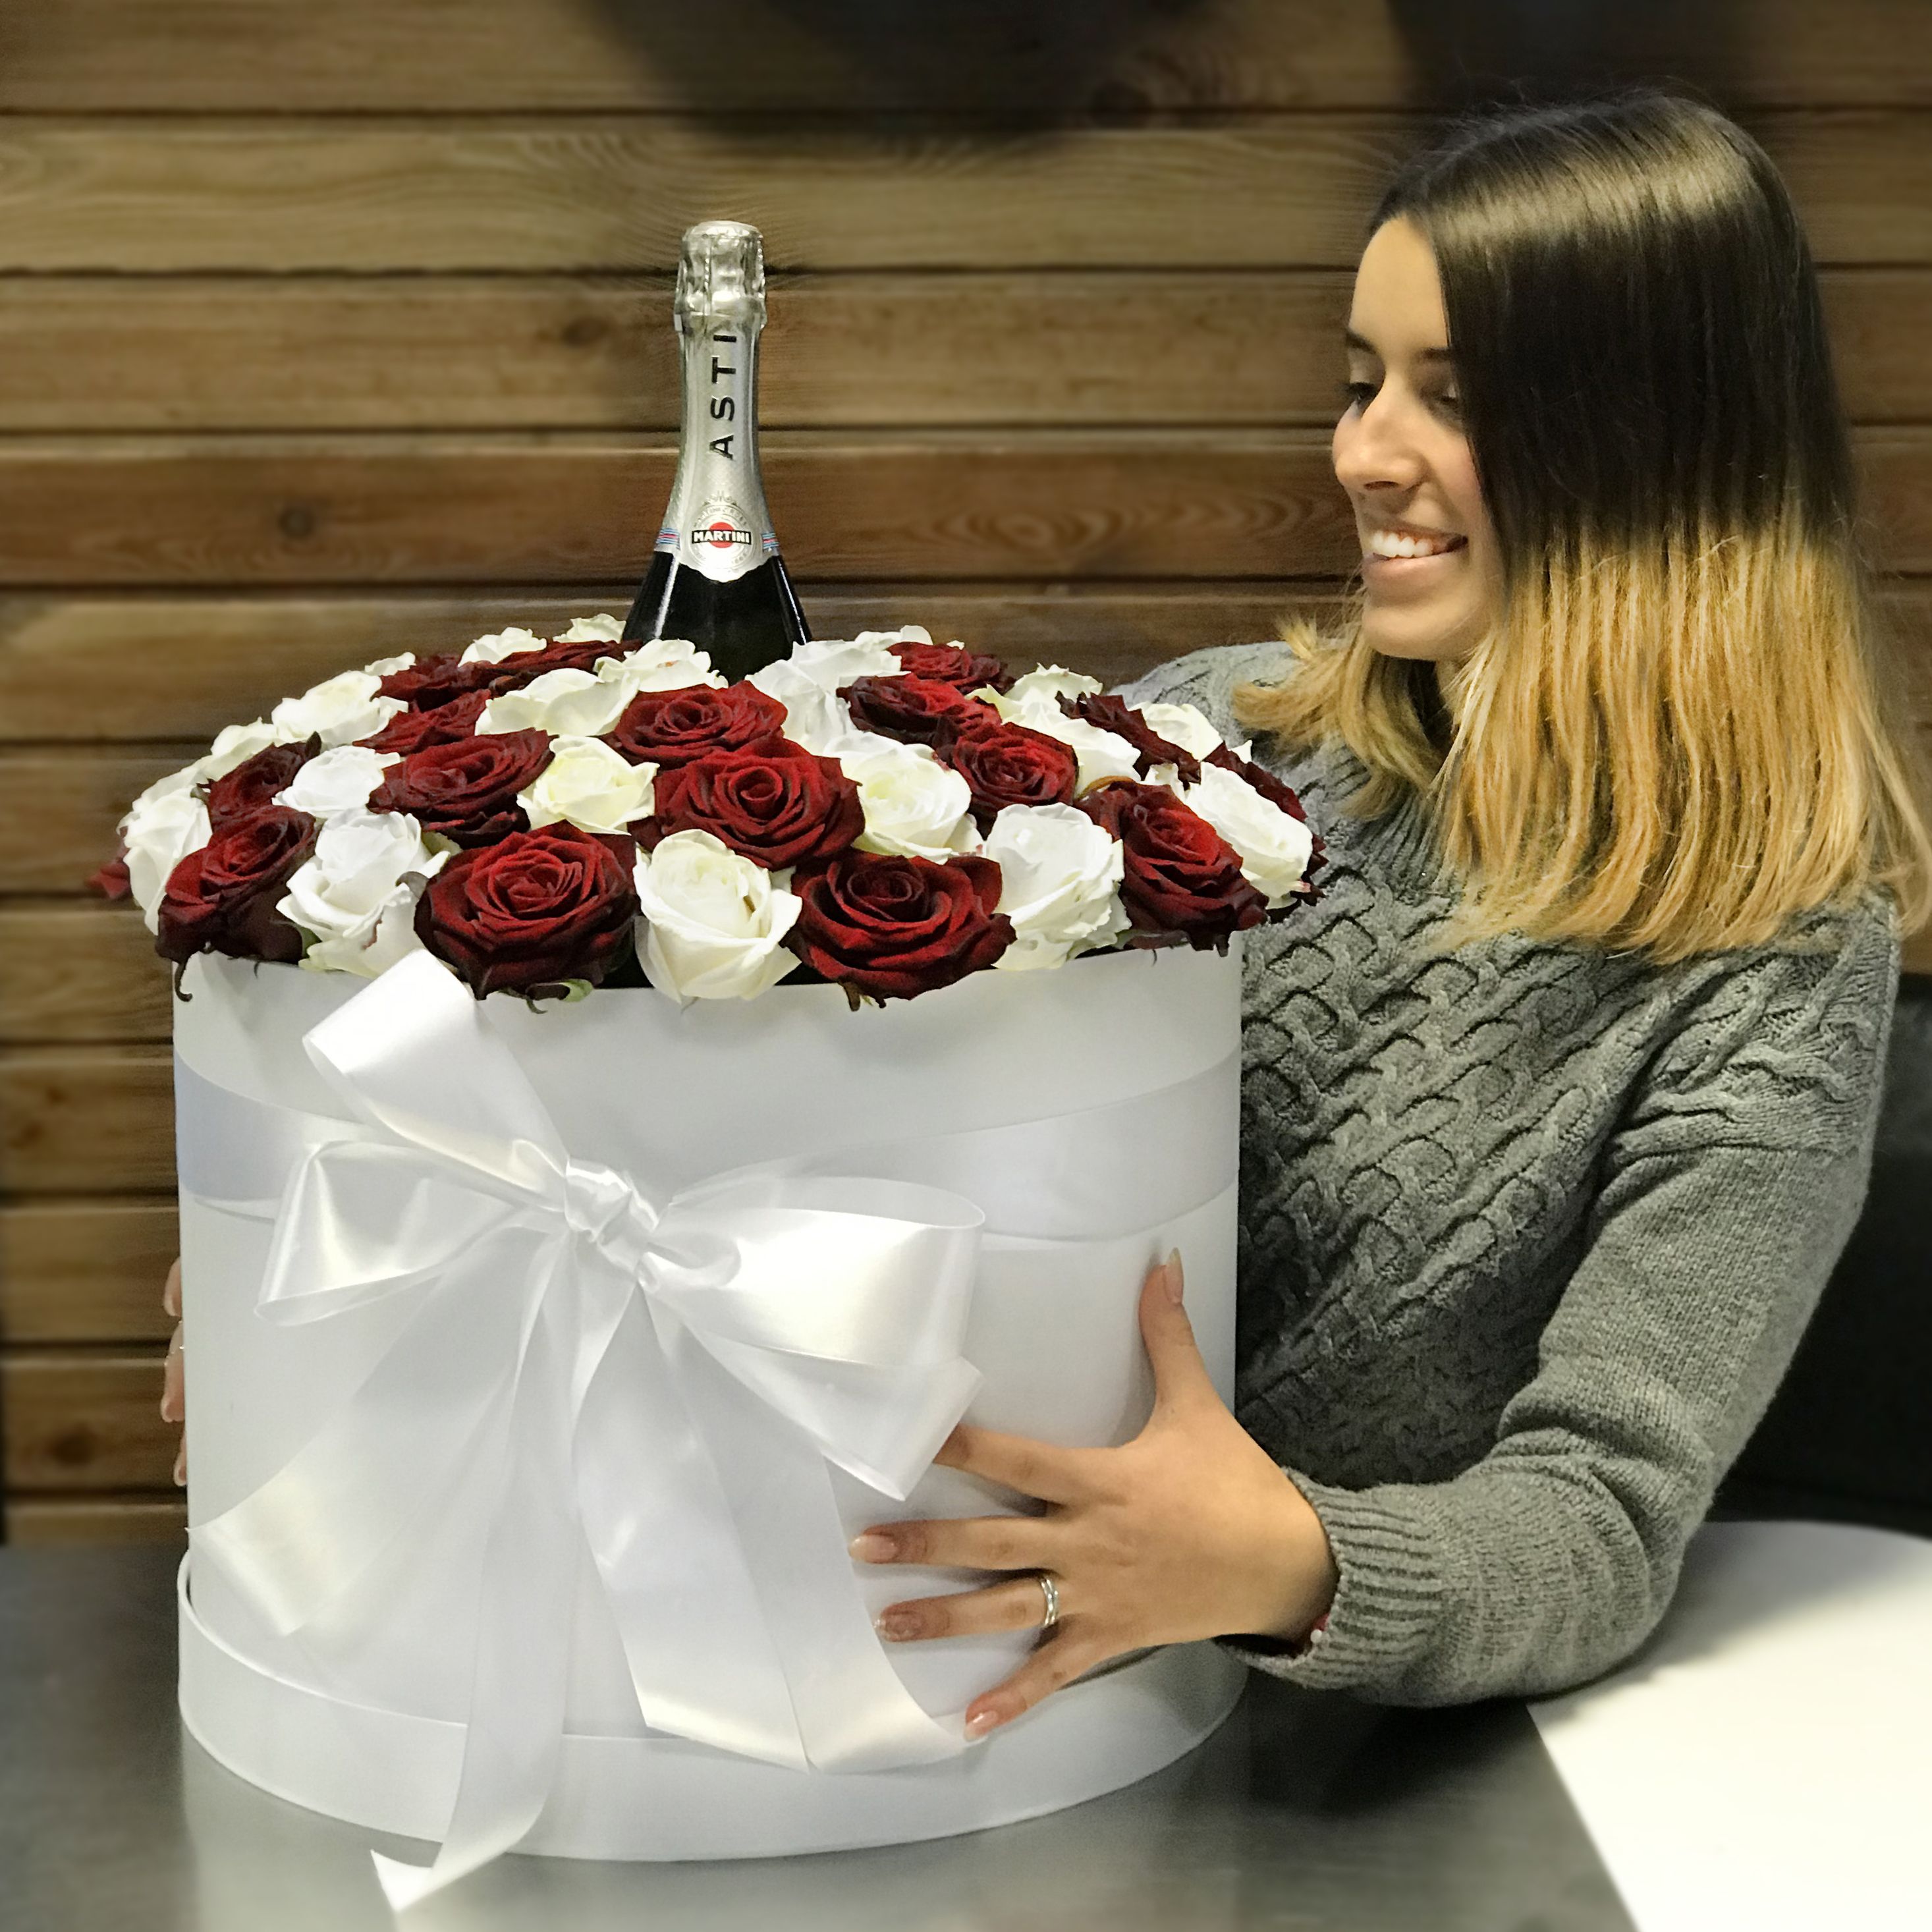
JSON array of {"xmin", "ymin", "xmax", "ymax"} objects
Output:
[
  {"xmin": 161, "ymin": 1323, "xmax": 184, "ymax": 1427},
  {"xmin": 1138, "ymin": 1250, "xmax": 1218, "ymax": 1419},
  {"xmin": 933, "ymin": 1422, "xmax": 1095, "ymax": 1504},
  {"xmin": 850, "ymin": 1513, "xmax": 1056, "ymax": 1572},
  {"xmin": 964, "ymin": 1629, "xmax": 1109, "ymax": 1738},
  {"xmin": 874, "ymin": 1576, "xmax": 1055, "ymax": 1643},
  {"xmin": 163, "ymin": 1256, "xmax": 182, "ymax": 1321}
]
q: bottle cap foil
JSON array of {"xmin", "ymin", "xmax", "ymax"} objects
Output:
[{"xmin": 676, "ymin": 221, "xmax": 767, "ymax": 330}]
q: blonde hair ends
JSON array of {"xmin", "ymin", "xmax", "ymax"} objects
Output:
[{"xmin": 1240, "ymin": 532, "xmax": 1932, "ymax": 962}]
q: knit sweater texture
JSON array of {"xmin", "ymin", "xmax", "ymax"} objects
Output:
[{"xmin": 1116, "ymin": 644, "xmax": 1900, "ymax": 1706}]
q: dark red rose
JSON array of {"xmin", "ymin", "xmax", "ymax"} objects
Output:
[
  {"xmin": 940, "ymin": 719, "xmax": 1079, "ymax": 829},
  {"xmin": 482, "ymin": 635, "xmax": 618, "ymax": 693},
  {"xmin": 378, "ymin": 653, "xmax": 495, "ymax": 711},
  {"xmin": 837, "ymin": 675, "xmax": 997, "ymax": 750},
  {"xmin": 155, "ymin": 806, "xmax": 317, "ymax": 968},
  {"xmin": 204, "ymin": 740, "xmax": 316, "ymax": 831},
  {"xmin": 604, "ymin": 682, "xmax": 787, "ymax": 769},
  {"xmin": 1077, "ymin": 782, "xmax": 1266, "ymax": 948},
  {"xmin": 360, "ymin": 689, "xmax": 489, "ymax": 757},
  {"xmin": 414, "ymin": 825, "xmax": 639, "ymax": 999},
  {"xmin": 788, "ymin": 850, "xmax": 1012, "ymax": 1001},
  {"xmin": 88, "ymin": 852, "xmax": 132, "ymax": 899},
  {"xmin": 645, "ymin": 736, "xmax": 862, "ymax": 870},
  {"xmin": 368, "ymin": 729, "xmax": 552, "ymax": 847},
  {"xmin": 1066, "ymin": 693, "xmax": 1201, "ymax": 786},
  {"xmin": 1205, "ymin": 745, "xmax": 1327, "ymax": 890},
  {"xmin": 889, "ymin": 640, "xmax": 1014, "ymax": 694}
]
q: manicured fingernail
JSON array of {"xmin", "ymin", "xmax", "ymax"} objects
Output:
[
  {"xmin": 848, "ymin": 1530, "xmax": 895, "ymax": 1562},
  {"xmin": 874, "ymin": 1609, "xmax": 918, "ymax": 1642},
  {"xmin": 964, "ymin": 1707, "xmax": 1002, "ymax": 1740},
  {"xmin": 1165, "ymin": 1248, "xmax": 1185, "ymax": 1302},
  {"xmin": 173, "ymin": 1449, "xmax": 187, "ymax": 1487}
]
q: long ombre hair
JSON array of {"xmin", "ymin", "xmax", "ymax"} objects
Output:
[{"xmin": 1240, "ymin": 95, "xmax": 1932, "ymax": 961}]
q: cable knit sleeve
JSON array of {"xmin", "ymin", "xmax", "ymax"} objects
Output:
[{"xmin": 1230, "ymin": 895, "xmax": 1900, "ymax": 1705}]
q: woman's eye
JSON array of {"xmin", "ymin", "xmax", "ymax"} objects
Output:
[
  {"xmin": 1431, "ymin": 390, "xmax": 1464, "ymax": 420},
  {"xmin": 1339, "ymin": 380, "xmax": 1378, "ymax": 412}
]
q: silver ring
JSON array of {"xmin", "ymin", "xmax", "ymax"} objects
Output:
[{"xmin": 1034, "ymin": 1571, "xmax": 1061, "ymax": 1634}]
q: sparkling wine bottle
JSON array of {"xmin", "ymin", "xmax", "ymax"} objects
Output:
[{"xmin": 623, "ymin": 220, "xmax": 810, "ymax": 674}]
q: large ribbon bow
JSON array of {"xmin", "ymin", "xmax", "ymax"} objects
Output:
[{"xmin": 192, "ymin": 951, "xmax": 985, "ymax": 1908}]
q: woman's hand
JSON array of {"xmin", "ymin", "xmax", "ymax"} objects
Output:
[
  {"xmin": 852, "ymin": 1250, "xmax": 1337, "ymax": 1738},
  {"xmin": 161, "ymin": 1257, "xmax": 186, "ymax": 1486}
]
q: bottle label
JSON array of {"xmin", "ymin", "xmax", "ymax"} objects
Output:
[{"xmin": 655, "ymin": 321, "xmax": 778, "ymax": 584}]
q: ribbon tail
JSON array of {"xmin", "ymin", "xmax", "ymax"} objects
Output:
[
  {"xmin": 662, "ymin": 1321, "xmax": 970, "ymax": 1773},
  {"xmin": 373, "ymin": 1253, "xmax": 584, "ymax": 1910},
  {"xmin": 574, "ymin": 1292, "xmax": 810, "ymax": 1771}
]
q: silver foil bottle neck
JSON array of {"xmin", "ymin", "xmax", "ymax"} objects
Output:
[{"xmin": 675, "ymin": 220, "xmax": 767, "ymax": 332}]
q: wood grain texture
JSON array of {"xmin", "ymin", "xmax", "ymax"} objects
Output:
[
  {"xmin": 2, "ymin": 269, "xmax": 1923, "ymax": 435},
  {"xmin": 4, "ymin": 1494, "xmax": 185, "ymax": 1545},
  {"xmin": 0, "ymin": 1200, "xmax": 177, "ymax": 1344},
  {"xmin": 0, "ymin": 115, "xmax": 1923, "ymax": 275},
  {"xmin": 0, "ymin": 905, "xmax": 170, "ymax": 1043},
  {"xmin": 0, "ymin": 1049, "xmax": 174, "ymax": 1194},
  {"xmin": 0, "ymin": 431, "xmax": 1366, "ymax": 586},
  {"xmin": 0, "ymin": 750, "xmax": 201, "ymax": 893},
  {"xmin": 0, "ymin": 583, "xmax": 1324, "ymax": 743},
  {"xmin": 2, "ymin": 0, "xmax": 1926, "ymax": 112},
  {"xmin": 1, "ymin": 1352, "xmax": 172, "ymax": 1491}
]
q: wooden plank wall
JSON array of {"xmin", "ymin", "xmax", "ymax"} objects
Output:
[{"xmin": 2, "ymin": 1, "xmax": 1929, "ymax": 1543}]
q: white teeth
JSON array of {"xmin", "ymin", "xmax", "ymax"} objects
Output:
[{"xmin": 1366, "ymin": 529, "xmax": 1461, "ymax": 559}]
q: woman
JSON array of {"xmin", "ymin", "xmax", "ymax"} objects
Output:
[{"xmin": 842, "ymin": 93, "xmax": 1931, "ymax": 1732}]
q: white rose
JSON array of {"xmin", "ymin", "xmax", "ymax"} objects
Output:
[
  {"xmin": 633, "ymin": 830, "xmax": 802, "ymax": 1003},
  {"xmin": 477, "ymin": 668, "xmax": 621, "ymax": 736},
  {"xmin": 773, "ymin": 637, "xmax": 902, "ymax": 692},
  {"xmin": 848, "ymin": 624, "xmax": 931, "ymax": 649},
  {"xmin": 557, "ymin": 613, "xmax": 625, "ymax": 643},
  {"xmin": 982, "ymin": 803, "xmax": 1128, "ymax": 971},
  {"xmin": 1181, "ymin": 760, "xmax": 1314, "ymax": 908},
  {"xmin": 599, "ymin": 637, "xmax": 724, "ymax": 694},
  {"xmin": 273, "ymin": 744, "xmax": 399, "ymax": 818},
  {"xmin": 122, "ymin": 788, "xmax": 211, "ymax": 930},
  {"xmin": 200, "ymin": 720, "xmax": 279, "ymax": 781},
  {"xmin": 271, "ymin": 669, "xmax": 404, "ymax": 749},
  {"xmin": 843, "ymin": 739, "xmax": 979, "ymax": 861},
  {"xmin": 1134, "ymin": 701, "xmax": 1228, "ymax": 761},
  {"xmin": 518, "ymin": 736, "xmax": 656, "ymax": 835},
  {"xmin": 989, "ymin": 687, "xmax": 1141, "ymax": 793},
  {"xmin": 127, "ymin": 761, "xmax": 204, "ymax": 814},
  {"xmin": 744, "ymin": 659, "xmax": 854, "ymax": 754},
  {"xmin": 1000, "ymin": 665, "xmax": 1102, "ymax": 707},
  {"xmin": 459, "ymin": 626, "xmax": 547, "ymax": 666},
  {"xmin": 278, "ymin": 808, "xmax": 447, "ymax": 979},
  {"xmin": 361, "ymin": 652, "xmax": 416, "ymax": 677}
]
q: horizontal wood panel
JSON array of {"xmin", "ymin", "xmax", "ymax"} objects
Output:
[
  {"xmin": 0, "ymin": 905, "xmax": 171, "ymax": 1043},
  {"xmin": 1, "ymin": 1352, "xmax": 171, "ymax": 1491},
  {"xmin": 0, "ymin": 116, "xmax": 1923, "ymax": 274},
  {"xmin": 0, "ymin": 431, "xmax": 1367, "ymax": 586},
  {"xmin": 0, "ymin": 1049, "xmax": 174, "ymax": 1194},
  {"xmin": 5, "ymin": 1495, "xmax": 184, "ymax": 1545},
  {"xmin": 0, "ymin": 1200, "xmax": 177, "ymax": 1342},
  {"xmin": 2, "ymin": 269, "xmax": 1924, "ymax": 434},
  {"xmin": 0, "ymin": 428, "xmax": 1928, "ymax": 592},
  {"xmin": 0, "ymin": 750, "xmax": 201, "ymax": 893},
  {"xmin": 0, "ymin": 583, "xmax": 1319, "ymax": 744},
  {"xmin": 2, "ymin": 0, "xmax": 1926, "ymax": 112}
]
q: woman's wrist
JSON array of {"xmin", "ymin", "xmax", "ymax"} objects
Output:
[{"xmin": 1248, "ymin": 1468, "xmax": 1339, "ymax": 1643}]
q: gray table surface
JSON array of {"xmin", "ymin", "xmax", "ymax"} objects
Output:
[{"xmin": 0, "ymin": 1546, "xmax": 1633, "ymax": 1932}]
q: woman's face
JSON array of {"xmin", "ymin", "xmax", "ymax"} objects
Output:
[{"xmin": 1333, "ymin": 217, "xmax": 1499, "ymax": 663}]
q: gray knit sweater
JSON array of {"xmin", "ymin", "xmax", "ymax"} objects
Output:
[{"xmin": 1117, "ymin": 644, "xmax": 1899, "ymax": 1707}]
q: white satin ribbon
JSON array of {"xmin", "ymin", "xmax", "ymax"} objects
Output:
[{"xmin": 190, "ymin": 952, "xmax": 986, "ymax": 1910}]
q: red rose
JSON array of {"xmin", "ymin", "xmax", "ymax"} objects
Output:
[
  {"xmin": 1076, "ymin": 782, "xmax": 1266, "ymax": 948},
  {"xmin": 789, "ymin": 850, "xmax": 1013, "ymax": 1001},
  {"xmin": 889, "ymin": 641, "xmax": 1014, "ymax": 694},
  {"xmin": 414, "ymin": 825, "xmax": 639, "ymax": 999},
  {"xmin": 155, "ymin": 806, "xmax": 317, "ymax": 968},
  {"xmin": 646, "ymin": 736, "xmax": 862, "ymax": 870},
  {"xmin": 204, "ymin": 740, "xmax": 316, "ymax": 831},
  {"xmin": 837, "ymin": 675, "xmax": 997, "ymax": 750},
  {"xmin": 482, "ymin": 636, "xmax": 615, "ymax": 692},
  {"xmin": 1205, "ymin": 745, "xmax": 1327, "ymax": 890},
  {"xmin": 1067, "ymin": 693, "xmax": 1201, "ymax": 785},
  {"xmin": 940, "ymin": 719, "xmax": 1079, "ymax": 829},
  {"xmin": 368, "ymin": 729, "xmax": 552, "ymax": 847},
  {"xmin": 604, "ymin": 682, "xmax": 787, "ymax": 769},
  {"xmin": 378, "ymin": 653, "xmax": 495, "ymax": 711},
  {"xmin": 88, "ymin": 852, "xmax": 132, "ymax": 900},
  {"xmin": 360, "ymin": 689, "xmax": 489, "ymax": 757}
]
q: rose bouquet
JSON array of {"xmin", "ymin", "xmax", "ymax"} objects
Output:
[{"xmin": 96, "ymin": 619, "xmax": 1323, "ymax": 1005}]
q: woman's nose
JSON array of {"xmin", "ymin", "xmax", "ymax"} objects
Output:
[{"xmin": 1332, "ymin": 391, "xmax": 1427, "ymax": 497}]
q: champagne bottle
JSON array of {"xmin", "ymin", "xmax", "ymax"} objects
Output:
[{"xmin": 622, "ymin": 220, "xmax": 810, "ymax": 674}]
